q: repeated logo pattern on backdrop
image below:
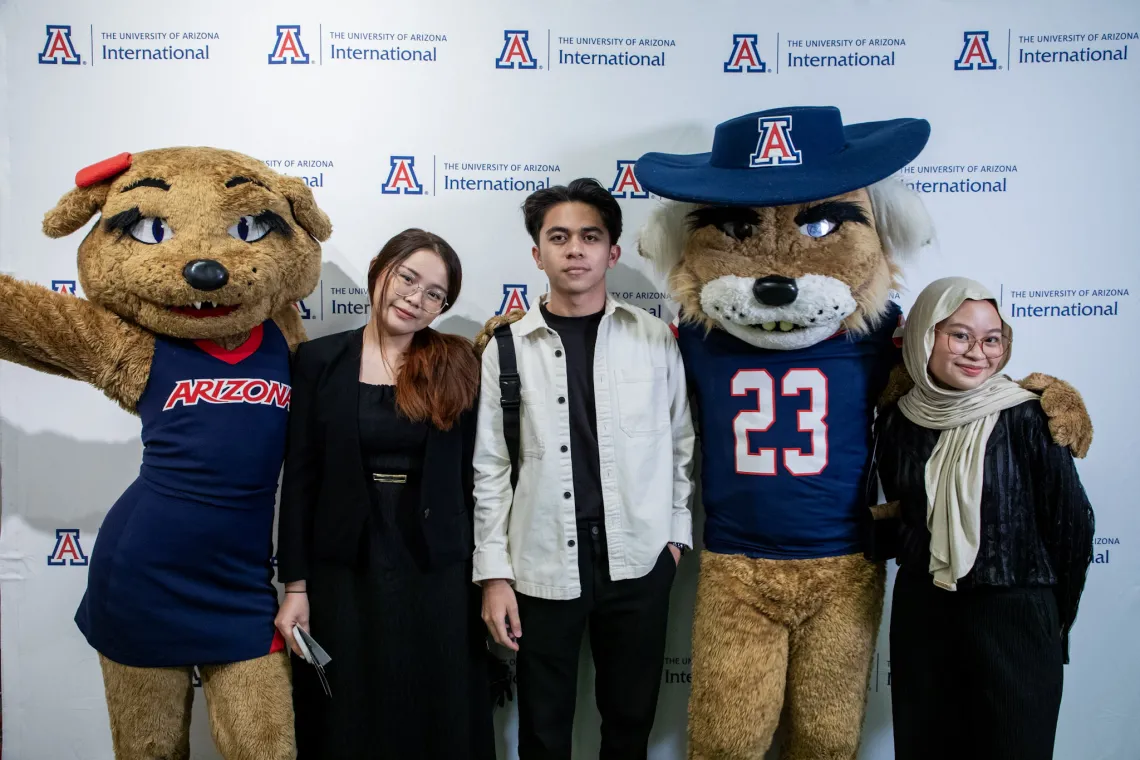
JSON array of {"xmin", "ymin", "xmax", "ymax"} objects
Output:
[{"xmin": 7, "ymin": 1, "xmax": 1140, "ymax": 759}]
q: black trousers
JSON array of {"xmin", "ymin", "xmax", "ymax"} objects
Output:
[
  {"xmin": 515, "ymin": 520, "xmax": 676, "ymax": 760},
  {"xmin": 890, "ymin": 571, "xmax": 1064, "ymax": 760}
]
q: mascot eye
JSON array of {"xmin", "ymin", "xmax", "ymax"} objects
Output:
[
  {"xmin": 718, "ymin": 221, "xmax": 754, "ymax": 241},
  {"xmin": 228, "ymin": 215, "xmax": 272, "ymax": 243},
  {"xmin": 799, "ymin": 219, "xmax": 837, "ymax": 239},
  {"xmin": 127, "ymin": 217, "xmax": 173, "ymax": 245}
]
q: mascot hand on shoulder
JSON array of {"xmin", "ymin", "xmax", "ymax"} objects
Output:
[
  {"xmin": 0, "ymin": 147, "xmax": 331, "ymax": 760},
  {"xmin": 632, "ymin": 106, "xmax": 1089, "ymax": 760}
]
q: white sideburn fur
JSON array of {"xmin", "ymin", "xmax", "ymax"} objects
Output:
[{"xmin": 699, "ymin": 273, "xmax": 857, "ymax": 350}]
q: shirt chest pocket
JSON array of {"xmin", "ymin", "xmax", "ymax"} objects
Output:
[
  {"xmin": 616, "ymin": 367, "xmax": 668, "ymax": 437},
  {"xmin": 520, "ymin": 390, "xmax": 547, "ymax": 459}
]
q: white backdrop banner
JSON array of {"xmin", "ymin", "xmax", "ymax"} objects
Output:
[{"xmin": 1, "ymin": 0, "xmax": 1137, "ymax": 758}]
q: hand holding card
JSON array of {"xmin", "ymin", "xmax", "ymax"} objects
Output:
[{"xmin": 293, "ymin": 624, "xmax": 333, "ymax": 697}]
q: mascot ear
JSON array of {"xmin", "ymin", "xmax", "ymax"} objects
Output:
[
  {"xmin": 637, "ymin": 200, "xmax": 699, "ymax": 277},
  {"xmin": 42, "ymin": 183, "xmax": 112, "ymax": 238},
  {"xmin": 868, "ymin": 177, "xmax": 936, "ymax": 262},
  {"xmin": 278, "ymin": 175, "xmax": 333, "ymax": 242}
]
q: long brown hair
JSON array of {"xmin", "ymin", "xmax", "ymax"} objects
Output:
[{"xmin": 366, "ymin": 228, "xmax": 478, "ymax": 430}]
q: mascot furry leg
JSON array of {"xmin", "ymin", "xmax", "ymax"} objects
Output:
[{"xmin": 689, "ymin": 555, "xmax": 883, "ymax": 758}]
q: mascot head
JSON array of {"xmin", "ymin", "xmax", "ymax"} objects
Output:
[
  {"xmin": 41, "ymin": 147, "xmax": 332, "ymax": 341},
  {"xmin": 636, "ymin": 105, "xmax": 934, "ymax": 350}
]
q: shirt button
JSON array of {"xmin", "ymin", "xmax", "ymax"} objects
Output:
[
  {"xmin": 568, "ymin": 540, "xmax": 576, "ymax": 547},
  {"xmin": 423, "ymin": 508, "xmax": 430, "ymax": 518},
  {"xmin": 555, "ymin": 350, "xmax": 563, "ymax": 357},
  {"xmin": 561, "ymin": 445, "xmax": 568, "ymax": 453},
  {"xmin": 564, "ymin": 491, "xmax": 572, "ymax": 499},
  {"xmin": 558, "ymin": 396, "xmax": 566, "ymax": 404},
  {"xmin": 590, "ymin": 525, "xmax": 599, "ymax": 537}
]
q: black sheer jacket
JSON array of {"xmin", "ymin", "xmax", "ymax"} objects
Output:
[{"xmin": 875, "ymin": 399, "xmax": 1095, "ymax": 662}]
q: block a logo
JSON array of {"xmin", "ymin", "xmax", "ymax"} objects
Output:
[
  {"xmin": 52, "ymin": 279, "xmax": 78, "ymax": 295},
  {"xmin": 497, "ymin": 284, "xmax": 530, "ymax": 315},
  {"xmin": 48, "ymin": 529, "xmax": 89, "ymax": 566},
  {"xmin": 381, "ymin": 156, "xmax": 424, "ymax": 195},
  {"xmin": 295, "ymin": 299, "xmax": 313, "ymax": 319},
  {"xmin": 724, "ymin": 34, "xmax": 766, "ymax": 73},
  {"xmin": 496, "ymin": 30, "xmax": 538, "ymax": 69},
  {"xmin": 610, "ymin": 161, "xmax": 649, "ymax": 199},
  {"xmin": 39, "ymin": 25, "xmax": 82, "ymax": 65},
  {"xmin": 269, "ymin": 25, "xmax": 310, "ymax": 64},
  {"xmin": 750, "ymin": 116, "xmax": 802, "ymax": 168},
  {"xmin": 954, "ymin": 31, "xmax": 998, "ymax": 70}
]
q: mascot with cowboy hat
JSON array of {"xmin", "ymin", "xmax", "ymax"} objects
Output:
[{"xmin": 633, "ymin": 106, "xmax": 1091, "ymax": 759}]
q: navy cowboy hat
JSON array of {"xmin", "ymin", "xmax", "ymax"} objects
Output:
[{"xmin": 634, "ymin": 105, "xmax": 930, "ymax": 207}]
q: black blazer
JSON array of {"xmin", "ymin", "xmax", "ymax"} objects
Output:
[{"xmin": 277, "ymin": 327, "xmax": 477, "ymax": 584}]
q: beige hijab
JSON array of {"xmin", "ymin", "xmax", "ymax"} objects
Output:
[{"xmin": 897, "ymin": 277, "xmax": 1037, "ymax": 591}]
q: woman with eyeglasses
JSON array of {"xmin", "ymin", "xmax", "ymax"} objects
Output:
[
  {"xmin": 874, "ymin": 277, "xmax": 1094, "ymax": 760},
  {"xmin": 275, "ymin": 228, "xmax": 495, "ymax": 759}
]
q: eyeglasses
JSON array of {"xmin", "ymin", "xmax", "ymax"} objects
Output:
[
  {"xmin": 392, "ymin": 270, "xmax": 448, "ymax": 314},
  {"xmin": 934, "ymin": 329, "xmax": 1010, "ymax": 358}
]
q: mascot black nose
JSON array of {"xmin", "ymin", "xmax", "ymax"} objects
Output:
[
  {"xmin": 753, "ymin": 276, "xmax": 798, "ymax": 306},
  {"xmin": 183, "ymin": 260, "xmax": 229, "ymax": 291}
]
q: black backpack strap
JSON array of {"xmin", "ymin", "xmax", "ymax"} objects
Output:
[{"xmin": 493, "ymin": 325, "xmax": 521, "ymax": 490}]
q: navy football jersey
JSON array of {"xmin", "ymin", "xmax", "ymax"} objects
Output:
[{"xmin": 677, "ymin": 303, "xmax": 901, "ymax": 559}]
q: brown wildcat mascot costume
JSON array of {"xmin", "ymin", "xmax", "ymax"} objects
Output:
[
  {"xmin": 0, "ymin": 147, "xmax": 331, "ymax": 759},
  {"xmin": 631, "ymin": 106, "xmax": 1091, "ymax": 759}
]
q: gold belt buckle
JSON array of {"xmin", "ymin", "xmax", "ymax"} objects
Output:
[{"xmin": 372, "ymin": 473, "xmax": 407, "ymax": 484}]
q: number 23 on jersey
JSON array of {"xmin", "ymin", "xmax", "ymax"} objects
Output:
[{"xmin": 732, "ymin": 369, "xmax": 828, "ymax": 476}]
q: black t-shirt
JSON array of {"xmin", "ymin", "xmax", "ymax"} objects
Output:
[{"xmin": 541, "ymin": 303, "xmax": 604, "ymax": 521}]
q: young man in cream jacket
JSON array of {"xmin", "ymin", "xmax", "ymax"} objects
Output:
[{"xmin": 474, "ymin": 178, "xmax": 695, "ymax": 759}]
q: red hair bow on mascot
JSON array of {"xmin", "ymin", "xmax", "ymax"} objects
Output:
[{"xmin": 633, "ymin": 106, "xmax": 1091, "ymax": 759}]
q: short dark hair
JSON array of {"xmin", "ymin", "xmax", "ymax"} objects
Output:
[{"xmin": 522, "ymin": 178, "xmax": 622, "ymax": 245}]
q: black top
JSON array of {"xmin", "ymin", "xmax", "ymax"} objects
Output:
[
  {"xmin": 358, "ymin": 382, "xmax": 427, "ymax": 474},
  {"xmin": 542, "ymin": 303, "xmax": 604, "ymax": 521},
  {"xmin": 277, "ymin": 327, "xmax": 476, "ymax": 584},
  {"xmin": 875, "ymin": 399, "xmax": 1095, "ymax": 660}
]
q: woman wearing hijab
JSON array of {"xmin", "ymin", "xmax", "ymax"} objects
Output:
[{"xmin": 874, "ymin": 277, "xmax": 1095, "ymax": 760}]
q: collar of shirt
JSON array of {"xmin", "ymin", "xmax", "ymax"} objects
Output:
[{"xmin": 516, "ymin": 292, "xmax": 639, "ymax": 336}]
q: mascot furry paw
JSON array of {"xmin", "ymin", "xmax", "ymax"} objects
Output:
[
  {"xmin": 633, "ymin": 106, "xmax": 1091, "ymax": 760},
  {"xmin": 0, "ymin": 147, "xmax": 331, "ymax": 759}
]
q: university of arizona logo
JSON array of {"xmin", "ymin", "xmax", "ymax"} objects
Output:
[
  {"xmin": 954, "ymin": 31, "xmax": 998, "ymax": 70},
  {"xmin": 268, "ymin": 25, "xmax": 310, "ymax": 64},
  {"xmin": 495, "ymin": 30, "xmax": 538, "ymax": 69},
  {"xmin": 750, "ymin": 116, "xmax": 802, "ymax": 168},
  {"xmin": 51, "ymin": 280, "xmax": 77, "ymax": 295},
  {"xmin": 724, "ymin": 34, "xmax": 766, "ymax": 73},
  {"xmin": 295, "ymin": 299, "xmax": 313, "ymax": 319},
  {"xmin": 381, "ymin": 156, "xmax": 424, "ymax": 195},
  {"xmin": 39, "ymin": 25, "xmax": 81, "ymax": 65},
  {"xmin": 609, "ymin": 161, "xmax": 648, "ymax": 199},
  {"xmin": 164, "ymin": 379, "xmax": 292, "ymax": 411},
  {"xmin": 496, "ymin": 284, "xmax": 530, "ymax": 315},
  {"xmin": 48, "ymin": 529, "xmax": 88, "ymax": 566}
]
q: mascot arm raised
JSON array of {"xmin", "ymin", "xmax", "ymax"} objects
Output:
[
  {"xmin": 0, "ymin": 181, "xmax": 154, "ymax": 412},
  {"xmin": 877, "ymin": 362, "xmax": 1092, "ymax": 458}
]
